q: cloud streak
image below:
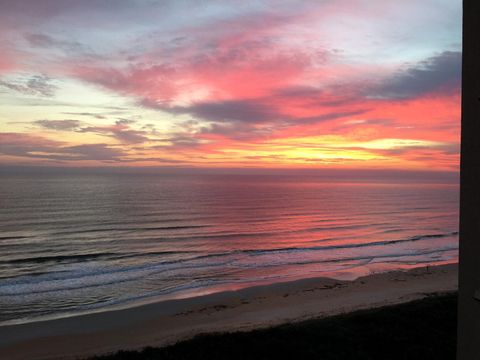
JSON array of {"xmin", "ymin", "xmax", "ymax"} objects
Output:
[
  {"xmin": 34, "ymin": 119, "xmax": 82, "ymax": 131},
  {"xmin": 0, "ymin": 1, "xmax": 461, "ymax": 171},
  {"xmin": 0, "ymin": 133, "xmax": 127, "ymax": 162},
  {"xmin": 368, "ymin": 51, "xmax": 461, "ymax": 99},
  {"xmin": 0, "ymin": 75, "xmax": 56, "ymax": 97}
]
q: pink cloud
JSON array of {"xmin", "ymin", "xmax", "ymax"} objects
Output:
[{"xmin": 0, "ymin": 1, "xmax": 461, "ymax": 170}]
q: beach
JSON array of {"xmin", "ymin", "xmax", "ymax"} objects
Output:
[
  {"xmin": 0, "ymin": 263, "xmax": 457, "ymax": 360},
  {"xmin": 0, "ymin": 1, "xmax": 463, "ymax": 358}
]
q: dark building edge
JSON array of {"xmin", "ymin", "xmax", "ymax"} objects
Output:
[{"xmin": 458, "ymin": 1, "xmax": 480, "ymax": 358}]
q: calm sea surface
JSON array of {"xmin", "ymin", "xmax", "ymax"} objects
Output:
[{"xmin": 0, "ymin": 173, "xmax": 459, "ymax": 324}]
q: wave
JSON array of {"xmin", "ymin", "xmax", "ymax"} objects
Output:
[
  {"xmin": 0, "ymin": 246, "xmax": 458, "ymax": 298},
  {"xmin": 0, "ymin": 231, "xmax": 458, "ymax": 297},
  {"xmin": 0, "ymin": 250, "xmax": 197, "ymax": 265},
  {"xmin": 81, "ymin": 223, "xmax": 372, "ymax": 242},
  {"xmin": 3, "ymin": 252, "xmax": 117, "ymax": 264},
  {"xmin": 0, "ymin": 236, "xmax": 28, "ymax": 241},
  {"xmin": 0, "ymin": 230, "xmax": 458, "ymax": 269},
  {"xmin": 48, "ymin": 224, "xmax": 210, "ymax": 236},
  {"xmin": 241, "ymin": 231, "xmax": 459, "ymax": 256}
]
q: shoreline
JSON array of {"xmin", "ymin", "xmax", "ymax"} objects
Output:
[
  {"xmin": 0, "ymin": 263, "xmax": 458, "ymax": 360},
  {"xmin": 0, "ymin": 260, "xmax": 458, "ymax": 328}
]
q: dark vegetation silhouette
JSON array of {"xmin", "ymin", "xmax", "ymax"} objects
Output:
[{"xmin": 90, "ymin": 293, "xmax": 456, "ymax": 360}]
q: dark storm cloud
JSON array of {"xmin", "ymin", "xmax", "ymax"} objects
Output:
[
  {"xmin": 369, "ymin": 51, "xmax": 461, "ymax": 99},
  {"xmin": 171, "ymin": 100, "xmax": 280, "ymax": 123}
]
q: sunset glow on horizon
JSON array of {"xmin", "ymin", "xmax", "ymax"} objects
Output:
[{"xmin": 0, "ymin": 0, "xmax": 461, "ymax": 171}]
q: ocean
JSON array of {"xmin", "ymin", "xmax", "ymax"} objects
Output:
[{"xmin": 0, "ymin": 173, "xmax": 459, "ymax": 325}]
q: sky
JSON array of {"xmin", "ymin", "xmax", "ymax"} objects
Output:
[{"xmin": 0, "ymin": 0, "xmax": 462, "ymax": 172}]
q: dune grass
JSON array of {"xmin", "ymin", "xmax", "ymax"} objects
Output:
[{"xmin": 89, "ymin": 292, "xmax": 457, "ymax": 360}]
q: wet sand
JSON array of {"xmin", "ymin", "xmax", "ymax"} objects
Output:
[{"xmin": 0, "ymin": 263, "xmax": 457, "ymax": 360}]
